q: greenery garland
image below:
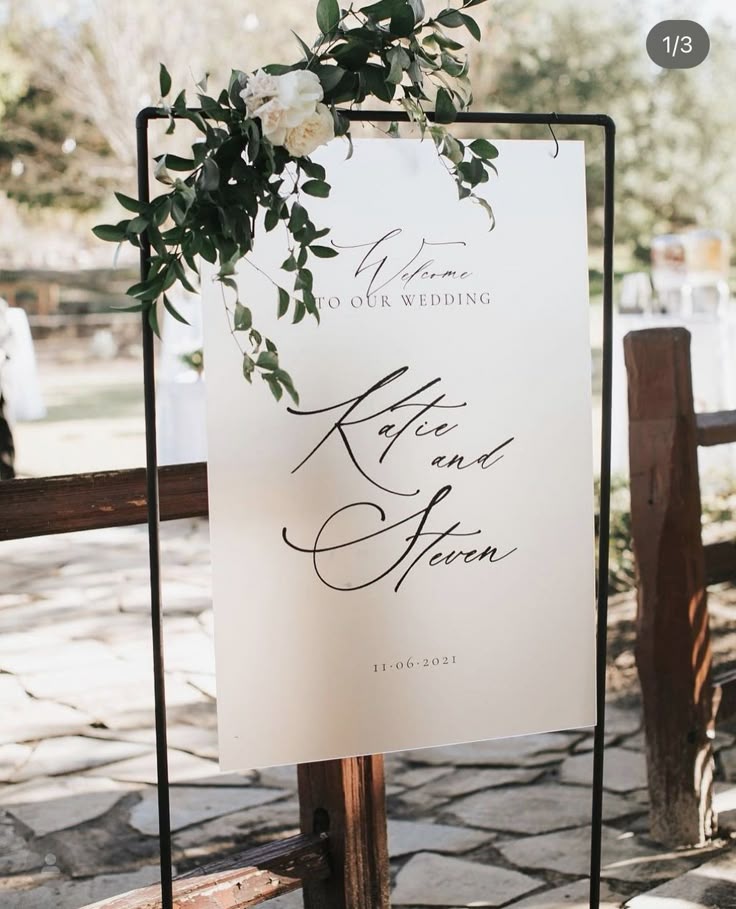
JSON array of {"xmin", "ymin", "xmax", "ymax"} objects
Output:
[{"xmin": 94, "ymin": 0, "xmax": 497, "ymax": 403}]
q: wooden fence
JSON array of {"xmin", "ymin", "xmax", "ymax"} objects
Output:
[
  {"xmin": 0, "ymin": 465, "xmax": 389, "ymax": 909},
  {"xmin": 625, "ymin": 327, "xmax": 736, "ymax": 847}
]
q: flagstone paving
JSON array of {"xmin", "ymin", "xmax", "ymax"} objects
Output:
[{"xmin": 1, "ymin": 519, "xmax": 735, "ymax": 908}]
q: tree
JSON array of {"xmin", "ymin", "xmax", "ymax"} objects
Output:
[{"xmin": 466, "ymin": 0, "xmax": 736, "ymax": 255}]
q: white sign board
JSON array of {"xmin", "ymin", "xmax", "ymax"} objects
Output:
[{"xmin": 202, "ymin": 139, "xmax": 596, "ymax": 771}]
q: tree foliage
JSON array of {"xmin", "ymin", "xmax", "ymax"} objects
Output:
[{"xmin": 466, "ymin": 0, "xmax": 736, "ymax": 256}]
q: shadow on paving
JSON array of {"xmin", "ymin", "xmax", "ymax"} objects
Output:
[{"xmin": 1, "ymin": 520, "xmax": 736, "ymax": 909}]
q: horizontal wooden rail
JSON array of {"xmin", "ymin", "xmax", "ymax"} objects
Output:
[
  {"xmin": 84, "ymin": 833, "xmax": 329, "ymax": 909},
  {"xmin": 0, "ymin": 463, "xmax": 208, "ymax": 541},
  {"xmin": 696, "ymin": 410, "xmax": 736, "ymax": 447},
  {"xmin": 704, "ymin": 540, "xmax": 736, "ymax": 586}
]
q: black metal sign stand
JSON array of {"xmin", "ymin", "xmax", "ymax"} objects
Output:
[{"xmin": 136, "ymin": 108, "xmax": 615, "ymax": 909}]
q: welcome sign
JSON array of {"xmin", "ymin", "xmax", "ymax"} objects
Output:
[{"xmin": 202, "ymin": 139, "xmax": 596, "ymax": 770}]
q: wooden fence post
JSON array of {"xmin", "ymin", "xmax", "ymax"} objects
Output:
[
  {"xmin": 298, "ymin": 756, "xmax": 389, "ymax": 909},
  {"xmin": 625, "ymin": 327, "xmax": 717, "ymax": 846}
]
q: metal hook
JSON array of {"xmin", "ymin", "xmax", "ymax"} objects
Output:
[{"xmin": 548, "ymin": 115, "xmax": 559, "ymax": 159}]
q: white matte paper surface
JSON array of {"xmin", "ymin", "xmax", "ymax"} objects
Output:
[{"xmin": 202, "ymin": 139, "xmax": 596, "ymax": 770}]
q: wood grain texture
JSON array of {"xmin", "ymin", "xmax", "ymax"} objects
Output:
[
  {"xmin": 696, "ymin": 410, "xmax": 736, "ymax": 447},
  {"xmin": 81, "ymin": 834, "xmax": 329, "ymax": 909},
  {"xmin": 0, "ymin": 462, "xmax": 208, "ymax": 540},
  {"xmin": 298, "ymin": 757, "xmax": 389, "ymax": 909},
  {"xmin": 625, "ymin": 328, "xmax": 717, "ymax": 846}
]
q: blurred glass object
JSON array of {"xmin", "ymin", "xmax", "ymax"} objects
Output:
[{"xmin": 651, "ymin": 229, "xmax": 730, "ymax": 315}]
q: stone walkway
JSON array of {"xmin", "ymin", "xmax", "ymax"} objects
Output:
[{"xmin": 1, "ymin": 518, "xmax": 735, "ymax": 909}]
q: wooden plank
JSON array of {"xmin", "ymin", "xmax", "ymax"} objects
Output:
[
  {"xmin": 298, "ymin": 756, "xmax": 389, "ymax": 909},
  {"xmin": 704, "ymin": 540, "xmax": 736, "ymax": 586},
  {"xmin": 696, "ymin": 410, "xmax": 736, "ymax": 447},
  {"xmin": 625, "ymin": 327, "xmax": 717, "ymax": 846},
  {"xmin": 0, "ymin": 463, "xmax": 208, "ymax": 541},
  {"xmin": 81, "ymin": 833, "xmax": 329, "ymax": 909}
]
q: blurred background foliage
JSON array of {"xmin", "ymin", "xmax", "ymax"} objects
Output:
[{"xmin": 0, "ymin": 0, "xmax": 734, "ymax": 261}]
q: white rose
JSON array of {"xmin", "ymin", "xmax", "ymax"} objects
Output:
[
  {"xmin": 284, "ymin": 103, "xmax": 335, "ymax": 158},
  {"xmin": 244, "ymin": 69, "xmax": 325, "ymax": 149},
  {"xmin": 253, "ymin": 98, "xmax": 289, "ymax": 146},
  {"xmin": 240, "ymin": 69, "xmax": 280, "ymax": 118},
  {"xmin": 275, "ymin": 70, "xmax": 324, "ymax": 128}
]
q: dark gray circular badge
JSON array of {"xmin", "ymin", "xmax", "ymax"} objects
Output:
[{"xmin": 647, "ymin": 20, "xmax": 710, "ymax": 69}]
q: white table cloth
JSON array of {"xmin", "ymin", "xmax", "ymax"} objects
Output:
[{"xmin": 3, "ymin": 307, "xmax": 46, "ymax": 422}]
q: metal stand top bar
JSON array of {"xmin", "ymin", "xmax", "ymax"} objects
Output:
[{"xmin": 136, "ymin": 105, "xmax": 614, "ymax": 131}]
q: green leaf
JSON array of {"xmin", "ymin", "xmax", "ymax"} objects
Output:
[
  {"xmin": 459, "ymin": 13, "xmax": 481, "ymax": 41},
  {"xmin": 152, "ymin": 197, "xmax": 172, "ymax": 227},
  {"xmin": 282, "ymin": 254, "xmax": 298, "ymax": 272},
  {"xmin": 154, "ymin": 153, "xmax": 195, "ymax": 171},
  {"xmin": 292, "ymin": 300, "xmax": 306, "ymax": 323},
  {"xmin": 435, "ymin": 9, "xmax": 464, "ymax": 27},
  {"xmin": 234, "ymin": 302, "xmax": 253, "ymax": 331},
  {"xmin": 263, "ymin": 373, "xmax": 283, "ymax": 402},
  {"xmin": 442, "ymin": 133, "xmax": 465, "ymax": 165},
  {"xmin": 317, "ymin": 0, "xmax": 340, "ymax": 34},
  {"xmin": 275, "ymin": 369, "xmax": 299, "ymax": 405},
  {"xmin": 277, "ymin": 287, "xmax": 290, "ymax": 318},
  {"xmin": 256, "ymin": 350, "xmax": 279, "ymax": 371},
  {"xmin": 265, "ymin": 208, "xmax": 280, "ymax": 232},
  {"xmin": 314, "ymin": 65, "xmax": 346, "ymax": 95},
  {"xmin": 172, "ymin": 258, "xmax": 197, "ymax": 293},
  {"xmin": 469, "ymin": 138, "xmax": 499, "ymax": 160},
  {"xmin": 434, "ymin": 87, "xmax": 457, "ymax": 124},
  {"xmin": 363, "ymin": 64, "xmax": 396, "ymax": 102},
  {"xmin": 303, "ymin": 288, "xmax": 319, "ymax": 322},
  {"xmin": 386, "ymin": 47, "xmax": 406, "ymax": 83},
  {"xmin": 331, "ymin": 39, "xmax": 371, "ymax": 70},
  {"xmin": 127, "ymin": 279, "xmax": 158, "ymax": 300},
  {"xmin": 113, "ymin": 301, "xmax": 145, "ymax": 313},
  {"xmin": 359, "ymin": 0, "xmax": 406, "ymax": 20},
  {"xmin": 200, "ymin": 236, "xmax": 217, "ymax": 264},
  {"xmin": 163, "ymin": 293, "xmax": 190, "ymax": 325},
  {"xmin": 201, "ymin": 158, "xmax": 220, "ymax": 191},
  {"xmin": 310, "ymin": 245, "xmax": 338, "ymax": 258},
  {"xmin": 473, "ymin": 195, "xmax": 496, "ymax": 229},
  {"xmin": 159, "ymin": 63, "xmax": 172, "ymax": 97},
  {"xmin": 115, "ymin": 192, "xmax": 144, "ymax": 213},
  {"xmin": 408, "ymin": 0, "xmax": 425, "ymax": 20},
  {"xmin": 300, "ymin": 159, "xmax": 327, "ymax": 181},
  {"xmin": 302, "ymin": 180, "xmax": 331, "ymax": 198},
  {"xmin": 93, "ymin": 224, "xmax": 127, "ymax": 243},
  {"xmin": 390, "ymin": 4, "xmax": 415, "ymax": 36},
  {"xmin": 148, "ymin": 301, "xmax": 161, "ymax": 337},
  {"xmin": 289, "ymin": 202, "xmax": 308, "ymax": 232},
  {"xmin": 295, "ymin": 268, "xmax": 313, "ymax": 292},
  {"xmin": 127, "ymin": 216, "xmax": 149, "ymax": 234},
  {"xmin": 429, "ymin": 29, "xmax": 463, "ymax": 50},
  {"xmin": 242, "ymin": 353, "xmax": 255, "ymax": 383},
  {"xmin": 292, "ymin": 31, "xmax": 315, "ymax": 62}
]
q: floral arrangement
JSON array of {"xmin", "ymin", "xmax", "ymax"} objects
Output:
[{"xmin": 94, "ymin": 0, "xmax": 497, "ymax": 403}]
